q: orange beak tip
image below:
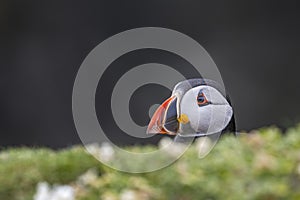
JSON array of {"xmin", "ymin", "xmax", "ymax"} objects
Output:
[
  {"xmin": 146, "ymin": 96, "xmax": 177, "ymax": 135},
  {"xmin": 146, "ymin": 124, "xmax": 167, "ymax": 135}
]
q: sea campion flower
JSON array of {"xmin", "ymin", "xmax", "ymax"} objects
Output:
[
  {"xmin": 85, "ymin": 142, "xmax": 115, "ymax": 162},
  {"xmin": 34, "ymin": 182, "xmax": 74, "ymax": 200},
  {"xmin": 77, "ymin": 168, "xmax": 98, "ymax": 186},
  {"xmin": 99, "ymin": 142, "xmax": 115, "ymax": 162},
  {"xmin": 158, "ymin": 137, "xmax": 173, "ymax": 148},
  {"xmin": 158, "ymin": 137, "xmax": 187, "ymax": 157},
  {"xmin": 120, "ymin": 190, "xmax": 137, "ymax": 200},
  {"xmin": 86, "ymin": 143, "xmax": 100, "ymax": 156}
]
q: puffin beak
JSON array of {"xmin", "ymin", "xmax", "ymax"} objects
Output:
[{"xmin": 147, "ymin": 96, "xmax": 179, "ymax": 135}]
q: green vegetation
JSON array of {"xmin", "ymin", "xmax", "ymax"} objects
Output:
[{"xmin": 1, "ymin": 125, "xmax": 300, "ymax": 200}]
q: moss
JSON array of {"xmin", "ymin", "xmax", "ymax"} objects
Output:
[
  {"xmin": 1, "ymin": 124, "xmax": 300, "ymax": 199},
  {"xmin": 0, "ymin": 147, "xmax": 101, "ymax": 199}
]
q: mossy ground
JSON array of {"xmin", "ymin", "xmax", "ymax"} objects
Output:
[{"xmin": 1, "ymin": 125, "xmax": 300, "ymax": 200}]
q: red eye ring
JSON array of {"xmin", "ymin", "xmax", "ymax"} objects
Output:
[{"xmin": 197, "ymin": 93, "xmax": 209, "ymax": 106}]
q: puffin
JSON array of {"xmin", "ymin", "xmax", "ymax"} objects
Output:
[{"xmin": 147, "ymin": 79, "xmax": 236, "ymax": 143}]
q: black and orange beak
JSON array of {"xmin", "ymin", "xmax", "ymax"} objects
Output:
[{"xmin": 147, "ymin": 96, "xmax": 179, "ymax": 135}]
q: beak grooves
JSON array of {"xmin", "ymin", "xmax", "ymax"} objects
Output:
[{"xmin": 147, "ymin": 96, "xmax": 179, "ymax": 135}]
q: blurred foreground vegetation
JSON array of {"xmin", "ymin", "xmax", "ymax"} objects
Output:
[{"xmin": 1, "ymin": 125, "xmax": 300, "ymax": 200}]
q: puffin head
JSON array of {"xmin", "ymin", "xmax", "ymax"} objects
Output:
[{"xmin": 147, "ymin": 79, "xmax": 235, "ymax": 139}]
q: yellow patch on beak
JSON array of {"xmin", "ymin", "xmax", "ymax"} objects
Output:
[{"xmin": 178, "ymin": 114, "xmax": 189, "ymax": 124}]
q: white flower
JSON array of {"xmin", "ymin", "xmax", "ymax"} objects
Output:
[
  {"xmin": 120, "ymin": 190, "xmax": 137, "ymax": 200},
  {"xmin": 158, "ymin": 137, "xmax": 173, "ymax": 148},
  {"xmin": 85, "ymin": 142, "xmax": 115, "ymax": 162},
  {"xmin": 78, "ymin": 168, "xmax": 98, "ymax": 185},
  {"xmin": 159, "ymin": 137, "xmax": 187, "ymax": 158},
  {"xmin": 86, "ymin": 143, "xmax": 101, "ymax": 156},
  {"xmin": 34, "ymin": 182, "xmax": 74, "ymax": 200},
  {"xmin": 34, "ymin": 182, "xmax": 50, "ymax": 200},
  {"xmin": 99, "ymin": 142, "xmax": 115, "ymax": 162},
  {"xmin": 51, "ymin": 185, "xmax": 74, "ymax": 200}
]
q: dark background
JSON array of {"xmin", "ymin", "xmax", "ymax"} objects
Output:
[{"xmin": 1, "ymin": 0, "xmax": 299, "ymax": 148}]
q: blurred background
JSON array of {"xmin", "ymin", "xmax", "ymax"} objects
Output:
[{"xmin": 0, "ymin": 0, "xmax": 299, "ymax": 148}]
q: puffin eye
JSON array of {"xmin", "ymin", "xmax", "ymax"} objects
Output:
[{"xmin": 197, "ymin": 92, "xmax": 209, "ymax": 106}]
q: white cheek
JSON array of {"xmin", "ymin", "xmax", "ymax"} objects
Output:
[
  {"xmin": 180, "ymin": 91, "xmax": 199, "ymax": 118},
  {"xmin": 180, "ymin": 90, "xmax": 204, "ymax": 132},
  {"xmin": 187, "ymin": 105, "xmax": 233, "ymax": 133},
  {"xmin": 204, "ymin": 104, "xmax": 233, "ymax": 133},
  {"xmin": 180, "ymin": 87, "xmax": 233, "ymax": 134},
  {"xmin": 188, "ymin": 105, "xmax": 211, "ymax": 132}
]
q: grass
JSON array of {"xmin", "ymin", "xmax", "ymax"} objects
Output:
[{"xmin": 1, "ymin": 124, "xmax": 300, "ymax": 200}]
